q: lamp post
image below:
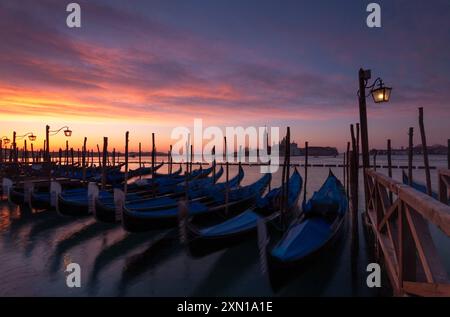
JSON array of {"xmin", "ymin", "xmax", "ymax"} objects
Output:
[
  {"xmin": 16, "ymin": 132, "xmax": 37, "ymax": 163},
  {"xmin": 45, "ymin": 125, "xmax": 72, "ymax": 163},
  {"xmin": 10, "ymin": 132, "xmax": 38, "ymax": 163},
  {"xmin": 16, "ymin": 132, "xmax": 37, "ymax": 142},
  {"xmin": 358, "ymin": 68, "xmax": 392, "ymax": 201},
  {"xmin": 0, "ymin": 136, "xmax": 11, "ymax": 163}
]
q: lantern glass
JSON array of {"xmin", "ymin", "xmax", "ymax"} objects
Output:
[
  {"xmin": 28, "ymin": 134, "xmax": 37, "ymax": 142},
  {"xmin": 3, "ymin": 138, "xmax": 10, "ymax": 145},
  {"xmin": 371, "ymin": 86, "xmax": 392, "ymax": 103},
  {"xmin": 64, "ymin": 129, "xmax": 72, "ymax": 137}
]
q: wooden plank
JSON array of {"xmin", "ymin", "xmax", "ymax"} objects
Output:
[
  {"xmin": 438, "ymin": 169, "xmax": 450, "ymax": 178},
  {"xmin": 405, "ymin": 205, "xmax": 449, "ymax": 284},
  {"xmin": 439, "ymin": 174, "xmax": 449, "ymax": 204},
  {"xmin": 404, "ymin": 206, "xmax": 434, "ymax": 283},
  {"xmin": 399, "ymin": 186, "xmax": 450, "ymax": 237},
  {"xmin": 366, "ymin": 208, "xmax": 400, "ymax": 292},
  {"xmin": 378, "ymin": 199, "xmax": 399, "ymax": 232},
  {"xmin": 403, "ymin": 281, "xmax": 450, "ymax": 297}
]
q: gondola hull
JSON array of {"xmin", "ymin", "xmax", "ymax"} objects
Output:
[
  {"xmin": 186, "ymin": 169, "xmax": 302, "ymax": 257},
  {"xmin": 122, "ymin": 195, "xmax": 257, "ymax": 232},
  {"xmin": 57, "ymin": 195, "xmax": 90, "ymax": 216},
  {"xmin": 9, "ymin": 188, "xmax": 25, "ymax": 205},
  {"xmin": 267, "ymin": 216, "xmax": 347, "ymax": 289},
  {"xmin": 187, "ymin": 220, "xmax": 259, "ymax": 257}
]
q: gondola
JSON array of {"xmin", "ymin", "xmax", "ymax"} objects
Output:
[
  {"xmin": 95, "ymin": 166, "xmax": 234, "ymax": 223},
  {"xmin": 402, "ymin": 170, "xmax": 439, "ymax": 200},
  {"xmin": 93, "ymin": 162, "xmax": 163, "ymax": 184},
  {"xmin": 122, "ymin": 172, "xmax": 271, "ymax": 232},
  {"xmin": 152, "ymin": 164, "xmax": 182, "ymax": 178},
  {"xmin": 265, "ymin": 170, "xmax": 348, "ymax": 285},
  {"xmin": 57, "ymin": 165, "xmax": 215, "ymax": 217},
  {"xmin": 186, "ymin": 168, "xmax": 302, "ymax": 257}
]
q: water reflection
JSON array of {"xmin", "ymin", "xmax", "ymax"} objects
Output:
[{"xmin": 1, "ymin": 158, "xmax": 448, "ymax": 296}]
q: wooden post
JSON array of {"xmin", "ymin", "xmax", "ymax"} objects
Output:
[
  {"xmin": 24, "ymin": 140, "xmax": 28, "ymax": 163},
  {"xmin": 224, "ymin": 137, "xmax": 229, "ymax": 215},
  {"xmin": 58, "ymin": 148, "xmax": 62, "ymax": 167},
  {"xmin": 70, "ymin": 148, "xmax": 74, "ymax": 165},
  {"xmin": 448, "ymin": 139, "xmax": 450, "ymax": 170},
  {"xmin": 124, "ymin": 132, "xmax": 129, "ymax": 194},
  {"xmin": 77, "ymin": 148, "xmax": 80, "ymax": 164},
  {"xmin": 45, "ymin": 125, "xmax": 50, "ymax": 163},
  {"xmin": 418, "ymin": 107, "xmax": 432, "ymax": 196},
  {"xmin": 112, "ymin": 148, "xmax": 116, "ymax": 167},
  {"xmin": 439, "ymin": 172, "xmax": 448, "ymax": 204},
  {"xmin": 30, "ymin": 142, "xmax": 34, "ymax": 163},
  {"xmin": 408, "ymin": 127, "xmax": 414, "ymax": 186},
  {"xmin": 82, "ymin": 137, "xmax": 87, "ymax": 181},
  {"xmin": 387, "ymin": 139, "xmax": 393, "ymax": 203},
  {"xmin": 190, "ymin": 144, "xmax": 193, "ymax": 174},
  {"xmin": 356, "ymin": 123, "xmax": 360, "ymax": 166},
  {"xmin": 350, "ymin": 124, "xmax": 359, "ymax": 254},
  {"xmin": 346, "ymin": 142, "xmax": 350, "ymax": 198},
  {"xmin": 152, "ymin": 133, "xmax": 156, "ymax": 172},
  {"xmin": 373, "ymin": 150, "xmax": 377, "ymax": 171},
  {"xmin": 286, "ymin": 128, "xmax": 291, "ymax": 212},
  {"xmin": 169, "ymin": 145, "xmax": 173, "ymax": 174},
  {"xmin": 343, "ymin": 151, "xmax": 346, "ymax": 189},
  {"xmin": 65, "ymin": 140, "xmax": 69, "ymax": 166},
  {"xmin": 303, "ymin": 141, "xmax": 308, "ymax": 204},
  {"xmin": 96, "ymin": 144, "xmax": 101, "ymax": 167},
  {"xmin": 0, "ymin": 140, "xmax": 2, "ymax": 163},
  {"xmin": 101, "ymin": 137, "xmax": 108, "ymax": 190},
  {"xmin": 358, "ymin": 69, "xmax": 370, "ymax": 170},
  {"xmin": 212, "ymin": 146, "xmax": 216, "ymax": 183},
  {"xmin": 12, "ymin": 131, "xmax": 17, "ymax": 163},
  {"xmin": 91, "ymin": 149, "xmax": 94, "ymax": 167},
  {"xmin": 266, "ymin": 128, "xmax": 271, "ymax": 191},
  {"xmin": 138, "ymin": 142, "xmax": 142, "ymax": 168}
]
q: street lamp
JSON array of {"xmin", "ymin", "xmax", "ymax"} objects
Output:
[
  {"xmin": 49, "ymin": 126, "xmax": 72, "ymax": 137},
  {"xmin": 16, "ymin": 132, "xmax": 37, "ymax": 142},
  {"xmin": 357, "ymin": 68, "xmax": 392, "ymax": 219},
  {"xmin": 357, "ymin": 68, "xmax": 392, "ymax": 170},
  {"xmin": 1, "ymin": 136, "xmax": 11, "ymax": 145},
  {"xmin": 45, "ymin": 125, "xmax": 72, "ymax": 163},
  {"xmin": 369, "ymin": 78, "xmax": 392, "ymax": 104}
]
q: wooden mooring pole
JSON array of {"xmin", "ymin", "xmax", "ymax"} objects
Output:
[
  {"xmin": 350, "ymin": 124, "xmax": 359, "ymax": 254},
  {"xmin": 138, "ymin": 142, "xmax": 142, "ymax": 168},
  {"xmin": 82, "ymin": 137, "xmax": 87, "ymax": 181},
  {"xmin": 408, "ymin": 127, "xmax": 414, "ymax": 186},
  {"xmin": 152, "ymin": 133, "xmax": 156, "ymax": 174},
  {"xmin": 96, "ymin": 144, "xmax": 102, "ymax": 167},
  {"xmin": 418, "ymin": 107, "xmax": 432, "ymax": 196},
  {"xmin": 346, "ymin": 142, "xmax": 350, "ymax": 199},
  {"xmin": 101, "ymin": 137, "xmax": 108, "ymax": 190},
  {"xmin": 387, "ymin": 139, "xmax": 393, "ymax": 203},
  {"xmin": 447, "ymin": 139, "xmax": 450, "ymax": 169},
  {"xmin": 124, "ymin": 132, "xmax": 129, "ymax": 194},
  {"xmin": 303, "ymin": 141, "xmax": 308, "ymax": 204},
  {"xmin": 224, "ymin": 137, "xmax": 229, "ymax": 216}
]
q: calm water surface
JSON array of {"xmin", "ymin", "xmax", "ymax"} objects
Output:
[{"xmin": 0, "ymin": 155, "xmax": 448, "ymax": 296}]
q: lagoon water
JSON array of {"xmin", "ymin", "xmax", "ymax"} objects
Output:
[{"xmin": 0, "ymin": 155, "xmax": 448, "ymax": 296}]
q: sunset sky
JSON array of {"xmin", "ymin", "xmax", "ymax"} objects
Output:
[{"xmin": 1, "ymin": 0, "xmax": 449, "ymax": 152}]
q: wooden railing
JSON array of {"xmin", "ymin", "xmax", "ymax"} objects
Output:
[
  {"xmin": 364, "ymin": 168, "xmax": 450, "ymax": 296},
  {"xmin": 439, "ymin": 169, "xmax": 450, "ymax": 205}
]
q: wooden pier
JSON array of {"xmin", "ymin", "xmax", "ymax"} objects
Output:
[{"xmin": 363, "ymin": 168, "xmax": 450, "ymax": 296}]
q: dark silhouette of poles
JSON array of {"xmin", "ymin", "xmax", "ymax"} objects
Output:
[
  {"xmin": 303, "ymin": 141, "xmax": 308, "ymax": 205},
  {"xmin": 418, "ymin": 107, "xmax": 432, "ymax": 196},
  {"xmin": 408, "ymin": 127, "xmax": 414, "ymax": 186},
  {"xmin": 101, "ymin": 137, "xmax": 108, "ymax": 189}
]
